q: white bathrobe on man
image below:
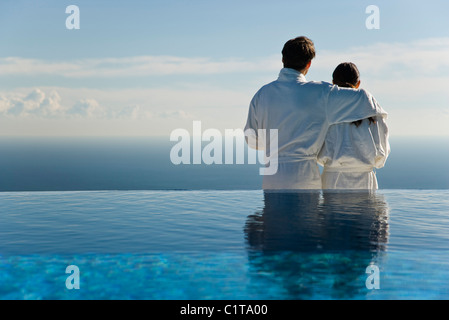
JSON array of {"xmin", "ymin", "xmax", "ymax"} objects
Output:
[{"xmin": 244, "ymin": 68, "xmax": 387, "ymax": 190}]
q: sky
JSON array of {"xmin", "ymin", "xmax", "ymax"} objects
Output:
[{"xmin": 0, "ymin": 0, "xmax": 448, "ymax": 137}]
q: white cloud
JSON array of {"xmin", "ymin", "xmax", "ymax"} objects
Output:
[
  {"xmin": 1, "ymin": 37, "xmax": 448, "ymax": 80},
  {"xmin": 0, "ymin": 87, "xmax": 237, "ymax": 121},
  {"xmin": 1, "ymin": 37, "xmax": 449, "ymax": 136},
  {"xmin": 5, "ymin": 98, "xmax": 24, "ymax": 116},
  {"xmin": 158, "ymin": 110, "xmax": 194, "ymax": 119},
  {"xmin": 68, "ymin": 99, "xmax": 104, "ymax": 118},
  {"xmin": 312, "ymin": 37, "xmax": 449, "ymax": 78},
  {"xmin": 114, "ymin": 105, "xmax": 144, "ymax": 119},
  {"xmin": 0, "ymin": 90, "xmax": 105, "ymax": 119},
  {"xmin": 40, "ymin": 91, "xmax": 63, "ymax": 116},
  {"xmin": 0, "ymin": 89, "xmax": 63, "ymax": 117},
  {"xmin": 0, "ymin": 55, "xmax": 280, "ymax": 77},
  {"xmin": 0, "ymin": 95, "xmax": 11, "ymax": 113}
]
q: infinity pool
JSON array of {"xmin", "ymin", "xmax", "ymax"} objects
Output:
[{"xmin": 1, "ymin": 190, "xmax": 448, "ymax": 299}]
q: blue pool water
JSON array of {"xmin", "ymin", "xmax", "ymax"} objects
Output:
[{"xmin": 1, "ymin": 189, "xmax": 448, "ymax": 299}]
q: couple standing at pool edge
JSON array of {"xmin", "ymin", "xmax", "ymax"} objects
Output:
[{"xmin": 245, "ymin": 36, "xmax": 390, "ymax": 190}]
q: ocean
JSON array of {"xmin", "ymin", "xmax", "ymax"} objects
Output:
[{"xmin": 0, "ymin": 136, "xmax": 448, "ymax": 191}]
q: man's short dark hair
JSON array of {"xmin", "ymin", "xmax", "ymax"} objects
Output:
[{"xmin": 282, "ymin": 36, "xmax": 316, "ymax": 72}]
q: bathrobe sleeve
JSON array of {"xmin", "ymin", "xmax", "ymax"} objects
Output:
[
  {"xmin": 371, "ymin": 115, "xmax": 391, "ymax": 168},
  {"xmin": 326, "ymin": 86, "xmax": 387, "ymax": 125},
  {"xmin": 244, "ymin": 93, "xmax": 260, "ymax": 150}
]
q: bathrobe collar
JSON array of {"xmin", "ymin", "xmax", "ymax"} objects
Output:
[{"xmin": 278, "ymin": 68, "xmax": 307, "ymax": 83}]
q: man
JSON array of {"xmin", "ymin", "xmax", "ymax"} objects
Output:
[{"xmin": 244, "ymin": 36, "xmax": 387, "ymax": 190}]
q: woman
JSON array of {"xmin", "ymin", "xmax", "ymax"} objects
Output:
[{"xmin": 318, "ymin": 62, "xmax": 390, "ymax": 190}]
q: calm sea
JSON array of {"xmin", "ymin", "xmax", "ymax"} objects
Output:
[{"xmin": 0, "ymin": 136, "xmax": 448, "ymax": 191}]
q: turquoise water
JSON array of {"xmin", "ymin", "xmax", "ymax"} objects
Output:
[{"xmin": 1, "ymin": 190, "xmax": 448, "ymax": 299}]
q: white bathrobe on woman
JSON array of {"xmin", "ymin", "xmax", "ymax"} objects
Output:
[
  {"xmin": 317, "ymin": 116, "xmax": 390, "ymax": 190},
  {"xmin": 244, "ymin": 68, "xmax": 388, "ymax": 190}
]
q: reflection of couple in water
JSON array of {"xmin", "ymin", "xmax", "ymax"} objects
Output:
[
  {"xmin": 243, "ymin": 37, "xmax": 391, "ymax": 298},
  {"xmin": 244, "ymin": 191, "xmax": 389, "ymax": 298},
  {"xmin": 245, "ymin": 192, "xmax": 389, "ymax": 253}
]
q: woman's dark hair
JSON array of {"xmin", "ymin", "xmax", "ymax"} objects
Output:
[
  {"xmin": 332, "ymin": 62, "xmax": 375, "ymax": 127},
  {"xmin": 282, "ymin": 36, "xmax": 316, "ymax": 72},
  {"xmin": 332, "ymin": 62, "xmax": 360, "ymax": 88}
]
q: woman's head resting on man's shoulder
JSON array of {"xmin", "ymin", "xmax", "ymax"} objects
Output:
[
  {"xmin": 333, "ymin": 62, "xmax": 376, "ymax": 127},
  {"xmin": 333, "ymin": 62, "xmax": 361, "ymax": 89}
]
